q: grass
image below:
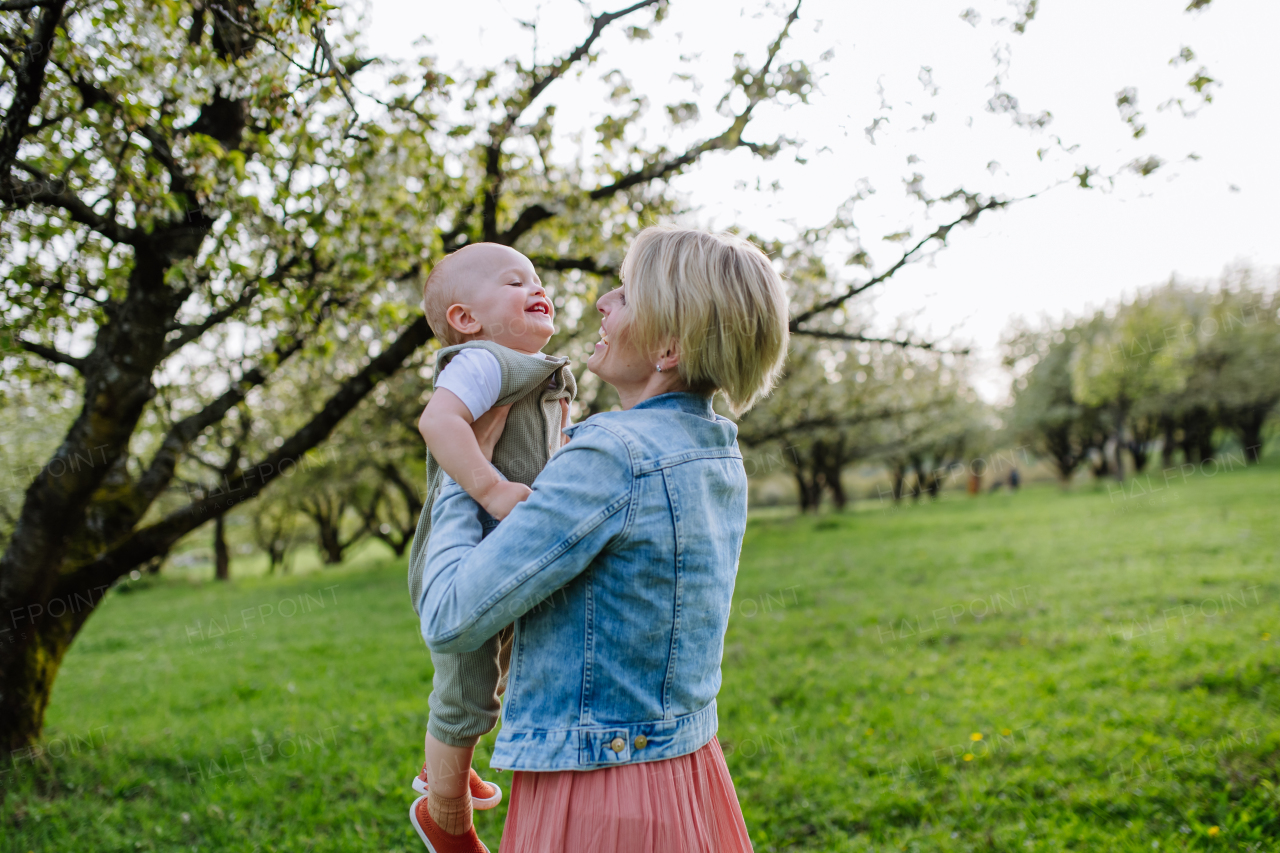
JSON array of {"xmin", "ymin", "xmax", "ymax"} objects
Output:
[{"xmin": 3, "ymin": 458, "xmax": 1278, "ymax": 852}]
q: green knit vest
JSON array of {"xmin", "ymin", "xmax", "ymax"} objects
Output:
[{"xmin": 407, "ymin": 340, "xmax": 577, "ymax": 610}]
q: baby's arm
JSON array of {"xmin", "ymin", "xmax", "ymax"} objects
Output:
[{"xmin": 418, "ymin": 389, "xmax": 531, "ymax": 520}]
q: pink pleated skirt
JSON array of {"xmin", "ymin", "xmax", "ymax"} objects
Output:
[{"xmin": 499, "ymin": 737, "xmax": 753, "ymax": 852}]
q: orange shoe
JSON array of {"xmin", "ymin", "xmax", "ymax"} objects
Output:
[
  {"xmin": 411, "ymin": 764, "xmax": 502, "ymax": 809},
  {"xmin": 409, "ymin": 795, "xmax": 490, "ymax": 853}
]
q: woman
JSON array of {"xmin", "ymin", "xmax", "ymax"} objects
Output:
[{"xmin": 418, "ymin": 226, "xmax": 790, "ymax": 852}]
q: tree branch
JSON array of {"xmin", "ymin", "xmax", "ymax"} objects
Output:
[
  {"xmin": 379, "ymin": 462, "xmax": 424, "ymax": 515},
  {"xmin": 56, "ymin": 316, "xmax": 435, "ymax": 596},
  {"xmin": 497, "ymin": 0, "xmax": 796, "ymax": 247},
  {"xmin": 310, "ymin": 22, "xmax": 364, "ymax": 140},
  {"xmin": 499, "ymin": 115, "xmax": 760, "ymax": 246},
  {"xmin": 788, "ymin": 195, "xmax": 1014, "ymax": 330},
  {"xmin": 487, "ymin": 2, "xmax": 662, "ymax": 244},
  {"xmin": 17, "ymin": 338, "xmax": 86, "ymax": 371},
  {"xmin": 3, "ymin": 167, "xmax": 145, "ymax": 245},
  {"xmin": 63, "ymin": 70, "xmax": 207, "ymax": 218},
  {"xmin": 488, "ymin": 3, "xmax": 798, "ymax": 247},
  {"xmin": 528, "ymin": 255, "xmax": 617, "ymax": 276},
  {"xmin": 497, "ymin": 203, "xmax": 552, "ymax": 245},
  {"xmin": 133, "ymin": 335, "xmax": 307, "ymax": 510},
  {"xmin": 161, "ymin": 254, "xmax": 304, "ymax": 358},
  {"xmin": 791, "ymin": 327, "xmax": 971, "ymax": 355},
  {"xmin": 162, "ymin": 285, "xmax": 261, "ymax": 356},
  {"xmin": 581, "ymin": 2, "xmax": 802, "ymax": 203},
  {"xmin": 0, "ymin": 0, "xmax": 65, "ymax": 178},
  {"xmin": 502, "ymin": 0, "xmax": 663, "ymax": 131}
]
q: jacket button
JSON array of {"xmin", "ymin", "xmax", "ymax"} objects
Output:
[
  {"xmin": 610, "ymin": 737, "xmax": 625, "ymax": 753},
  {"xmin": 634, "ymin": 735, "xmax": 648, "ymax": 750}
]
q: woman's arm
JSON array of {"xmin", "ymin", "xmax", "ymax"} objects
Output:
[{"xmin": 419, "ymin": 423, "xmax": 633, "ymax": 653}]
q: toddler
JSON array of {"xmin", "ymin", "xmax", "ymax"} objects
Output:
[{"xmin": 406, "ymin": 242, "xmax": 575, "ymax": 852}]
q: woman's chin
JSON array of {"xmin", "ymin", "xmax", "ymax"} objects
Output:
[{"xmin": 589, "ymin": 342, "xmax": 620, "ymax": 376}]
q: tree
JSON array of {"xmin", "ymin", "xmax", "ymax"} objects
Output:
[
  {"xmin": 1003, "ymin": 324, "xmax": 1098, "ymax": 484},
  {"xmin": 300, "ymin": 484, "xmax": 364, "ymax": 565},
  {"xmin": 1199, "ymin": 280, "xmax": 1280, "ymax": 463},
  {"xmin": 250, "ymin": 498, "xmax": 298, "ymax": 574},
  {"xmin": 0, "ymin": 0, "xmax": 816, "ymax": 748},
  {"xmin": 1070, "ymin": 299, "xmax": 1190, "ymax": 478}
]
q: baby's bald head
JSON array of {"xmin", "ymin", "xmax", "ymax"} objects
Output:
[{"xmin": 422, "ymin": 243, "xmax": 531, "ymax": 345}]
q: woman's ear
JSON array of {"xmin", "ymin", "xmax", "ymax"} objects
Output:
[
  {"xmin": 446, "ymin": 303, "xmax": 481, "ymax": 337},
  {"xmin": 656, "ymin": 339, "xmax": 681, "ymax": 372}
]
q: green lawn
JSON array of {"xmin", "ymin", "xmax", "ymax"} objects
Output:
[{"xmin": 4, "ymin": 460, "xmax": 1278, "ymax": 852}]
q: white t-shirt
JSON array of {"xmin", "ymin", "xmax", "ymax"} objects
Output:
[{"xmin": 435, "ymin": 348, "xmax": 555, "ymax": 420}]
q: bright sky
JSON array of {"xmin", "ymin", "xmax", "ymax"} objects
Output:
[{"xmin": 355, "ymin": 0, "xmax": 1279, "ymax": 400}]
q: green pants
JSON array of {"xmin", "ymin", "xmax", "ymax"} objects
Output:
[{"xmin": 426, "ymin": 624, "xmax": 514, "ymax": 748}]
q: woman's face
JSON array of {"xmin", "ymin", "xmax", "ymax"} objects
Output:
[{"xmin": 587, "ymin": 285, "xmax": 651, "ymax": 388}]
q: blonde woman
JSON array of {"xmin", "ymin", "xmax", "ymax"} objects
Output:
[{"xmin": 417, "ymin": 227, "xmax": 789, "ymax": 852}]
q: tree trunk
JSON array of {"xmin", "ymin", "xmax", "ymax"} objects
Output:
[
  {"xmin": 213, "ymin": 513, "xmax": 230, "ymax": 581},
  {"xmin": 1238, "ymin": 413, "xmax": 1265, "ymax": 464},
  {"xmin": 1129, "ymin": 440, "xmax": 1148, "ymax": 473},
  {"xmin": 785, "ymin": 443, "xmax": 821, "ymax": 512},
  {"xmin": 821, "ymin": 438, "xmax": 847, "ymax": 511},
  {"xmin": 1088, "ymin": 441, "xmax": 1111, "ymax": 480},
  {"xmin": 907, "ymin": 454, "xmax": 925, "ymax": 502},
  {"xmin": 1110, "ymin": 434, "xmax": 1125, "ymax": 481},
  {"xmin": 1160, "ymin": 418, "xmax": 1176, "ymax": 469},
  {"xmin": 317, "ymin": 518, "xmax": 344, "ymax": 564},
  {"xmin": 890, "ymin": 461, "xmax": 906, "ymax": 503},
  {"xmin": 1180, "ymin": 407, "xmax": 1216, "ymax": 463},
  {"xmin": 0, "ymin": 586, "xmax": 99, "ymax": 752},
  {"xmin": 371, "ymin": 529, "xmax": 410, "ymax": 558}
]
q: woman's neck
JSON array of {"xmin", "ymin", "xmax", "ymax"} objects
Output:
[{"xmin": 615, "ymin": 372, "xmax": 689, "ymax": 410}]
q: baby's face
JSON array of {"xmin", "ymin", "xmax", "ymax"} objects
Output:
[{"xmin": 446, "ymin": 244, "xmax": 555, "ymax": 352}]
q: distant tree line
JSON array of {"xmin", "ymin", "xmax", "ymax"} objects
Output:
[{"xmin": 1003, "ymin": 269, "xmax": 1280, "ymax": 483}]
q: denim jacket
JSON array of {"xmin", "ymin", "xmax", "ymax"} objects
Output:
[{"xmin": 419, "ymin": 392, "xmax": 747, "ymax": 772}]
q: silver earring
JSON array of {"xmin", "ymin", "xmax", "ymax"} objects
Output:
[{"xmin": 655, "ymin": 363, "xmax": 663, "ymax": 372}]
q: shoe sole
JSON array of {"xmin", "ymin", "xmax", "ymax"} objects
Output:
[
  {"xmin": 409, "ymin": 795, "xmax": 490, "ymax": 853},
  {"xmin": 411, "ymin": 777, "xmax": 503, "ymax": 810}
]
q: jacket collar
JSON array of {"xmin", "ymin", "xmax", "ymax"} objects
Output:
[
  {"xmin": 630, "ymin": 392, "xmax": 716, "ymax": 419},
  {"xmin": 563, "ymin": 393, "xmax": 719, "ymax": 441}
]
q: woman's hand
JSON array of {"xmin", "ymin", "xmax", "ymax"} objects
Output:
[{"xmin": 471, "ymin": 402, "xmax": 513, "ymax": 461}]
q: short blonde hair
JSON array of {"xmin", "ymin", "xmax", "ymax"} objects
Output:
[{"xmin": 619, "ymin": 226, "xmax": 790, "ymax": 415}]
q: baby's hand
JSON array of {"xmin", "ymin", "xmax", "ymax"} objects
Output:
[{"xmin": 481, "ymin": 480, "xmax": 533, "ymax": 520}]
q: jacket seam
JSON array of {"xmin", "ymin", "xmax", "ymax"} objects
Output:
[
  {"xmin": 632, "ymin": 447, "xmax": 742, "ymax": 475},
  {"xmin": 660, "ymin": 468, "xmax": 683, "ymax": 720},
  {"xmin": 581, "ymin": 564, "xmax": 595, "ymax": 726}
]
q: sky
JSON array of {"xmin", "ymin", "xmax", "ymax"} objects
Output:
[{"xmin": 353, "ymin": 0, "xmax": 1279, "ymax": 400}]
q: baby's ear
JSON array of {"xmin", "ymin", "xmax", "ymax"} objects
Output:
[{"xmin": 446, "ymin": 303, "xmax": 480, "ymax": 336}]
